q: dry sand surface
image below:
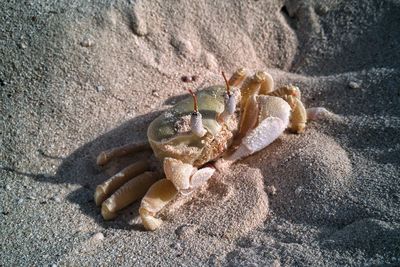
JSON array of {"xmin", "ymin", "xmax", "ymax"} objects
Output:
[{"xmin": 1, "ymin": 0, "xmax": 400, "ymax": 266}]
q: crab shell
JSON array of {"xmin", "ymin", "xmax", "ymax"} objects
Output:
[{"xmin": 147, "ymin": 86, "xmax": 240, "ymax": 167}]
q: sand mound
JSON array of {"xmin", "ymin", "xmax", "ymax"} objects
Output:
[
  {"xmin": 162, "ymin": 164, "xmax": 269, "ymax": 240},
  {"xmin": 243, "ymin": 130, "xmax": 353, "ymax": 225}
]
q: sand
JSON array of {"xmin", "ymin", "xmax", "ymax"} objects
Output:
[{"xmin": 1, "ymin": 0, "xmax": 400, "ymax": 266}]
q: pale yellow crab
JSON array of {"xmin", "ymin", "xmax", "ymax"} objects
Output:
[{"xmin": 94, "ymin": 68, "xmax": 327, "ymax": 230}]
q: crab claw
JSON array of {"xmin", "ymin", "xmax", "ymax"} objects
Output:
[
  {"xmin": 139, "ymin": 179, "xmax": 178, "ymax": 231},
  {"xmin": 228, "ymin": 96, "xmax": 291, "ymax": 162},
  {"xmin": 164, "ymin": 157, "xmax": 216, "ymax": 194},
  {"xmin": 228, "ymin": 117, "xmax": 287, "ymax": 161},
  {"xmin": 190, "ymin": 166, "xmax": 215, "ymax": 189},
  {"xmin": 139, "ymin": 158, "xmax": 216, "ymax": 231},
  {"xmin": 163, "ymin": 157, "xmax": 197, "ymax": 192}
]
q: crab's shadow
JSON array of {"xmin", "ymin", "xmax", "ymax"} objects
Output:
[{"xmin": 31, "ymin": 109, "xmax": 165, "ymax": 230}]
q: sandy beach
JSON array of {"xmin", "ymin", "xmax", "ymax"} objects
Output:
[{"xmin": 1, "ymin": 0, "xmax": 399, "ymax": 266}]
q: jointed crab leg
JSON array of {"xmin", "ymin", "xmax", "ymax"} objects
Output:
[
  {"xmin": 258, "ymin": 71, "xmax": 274, "ymax": 95},
  {"xmin": 239, "ymin": 71, "xmax": 273, "ymax": 118},
  {"xmin": 284, "ymin": 95, "xmax": 307, "ymax": 133},
  {"xmin": 95, "ymin": 160, "xmax": 149, "ymax": 205},
  {"xmin": 101, "ymin": 171, "xmax": 162, "ymax": 220},
  {"xmin": 267, "ymin": 85, "xmax": 306, "ymax": 133},
  {"xmin": 240, "ymin": 71, "xmax": 265, "ymax": 113},
  {"xmin": 228, "ymin": 68, "xmax": 247, "ymax": 87},
  {"xmin": 306, "ymin": 107, "xmax": 331, "ymax": 121},
  {"xmin": 268, "ymin": 84, "xmax": 301, "ymax": 99},
  {"xmin": 237, "ymin": 94, "xmax": 259, "ymax": 140},
  {"xmin": 97, "ymin": 141, "xmax": 151, "ymax": 166}
]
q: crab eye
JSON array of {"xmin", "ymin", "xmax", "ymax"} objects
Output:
[
  {"xmin": 190, "ymin": 111, "xmax": 206, "ymax": 137},
  {"xmin": 187, "ymin": 89, "xmax": 206, "ymax": 137},
  {"xmin": 220, "ymin": 71, "xmax": 236, "ymax": 120}
]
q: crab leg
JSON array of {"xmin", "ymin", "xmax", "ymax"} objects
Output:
[
  {"xmin": 228, "ymin": 68, "xmax": 247, "ymax": 87},
  {"xmin": 97, "ymin": 141, "xmax": 151, "ymax": 166},
  {"xmin": 306, "ymin": 107, "xmax": 331, "ymax": 121},
  {"xmin": 284, "ymin": 95, "xmax": 307, "ymax": 133},
  {"xmin": 258, "ymin": 71, "xmax": 274, "ymax": 95},
  {"xmin": 236, "ymin": 70, "xmax": 276, "ymax": 136},
  {"xmin": 95, "ymin": 160, "xmax": 149, "ymax": 205},
  {"xmin": 240, "ymin": 71, "xmax": 265, "ymax": 113},
  {"xmin": 101, "ymin": 171, "xmax": 161, "ymax": 220},
  {"xmin": 268, "ymin": 84, "xmax": 301, "ymax": 98},
  {"xmin": 238, "ymin": 94, "xmax": 259, "ymax": 139}
]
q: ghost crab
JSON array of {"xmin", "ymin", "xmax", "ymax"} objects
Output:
[{"xmin": 94, "ymin": 68, "xmax": 327, "ymax": 230}]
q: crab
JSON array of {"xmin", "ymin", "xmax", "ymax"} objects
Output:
[{"xmin": 94, "ymin": 68, "xmax": 328, "ymax": 231}]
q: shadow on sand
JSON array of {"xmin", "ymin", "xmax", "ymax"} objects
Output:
[{"xmin": 3, "ymin": 109, "xmax": 168, "ymax": 230}]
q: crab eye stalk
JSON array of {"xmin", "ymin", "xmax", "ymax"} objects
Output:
[
  {"xmin": 187, "ymin": 89, "xmax": 207, "ymax": 137},
  {"xmin": 222, "ymin": 71, "xmax": 231, "ymax": 97},
  {"xmin": 187, "ymin": 89, "xmax": 198, "ymax": 113},
  {"xmin": 220, "ymin": 71, "xmax": 237, "ymax": 122}
]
